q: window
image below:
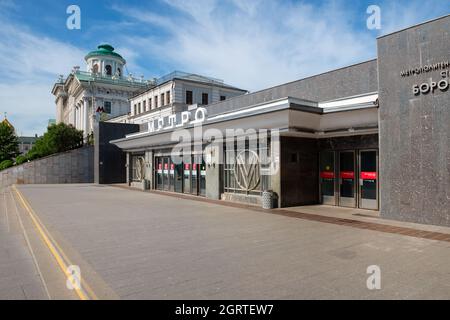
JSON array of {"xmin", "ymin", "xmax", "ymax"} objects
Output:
[
  {"xmin": 92, "ymin": 64, "xmax": 99, "ymax": 74},
  {"xmin": 220, "ymin": 95, "xmax": 226, "ymax": 101},
  {"xmin": 117, "ymin": 67, "xmax": 121, "ymax": 77},
  {"xmin": 138, "ymin": 102, "xmax": 141, "ymax": 114},
  {"xmin": 202, "ymin": 93, "xmax": 209, "ymax": 105},
  {"xmin": 186, "ymin": 90, "xmax": 193, "ymax": 105},
  {"xmin": 223, "ymin": 137, "xmax": 270, "ymax": 195},
  {"xmin": 166, "ymin": 91, "xmax": 170, "ymax": 105},
  {"xmin": 161, "ymin": 93, "xmax": 165, "ymax": 106},
  {"xmin": 154, "ymin": 96, "xmax": 158, "ymax": 108},
  {"xmin": 105, "ymin": 65, "xmax": 112, "ymax": 76},
  {"xmin": 104, "ymin": 101, "xmax": 112, "ymax": 114},
  {"xmin": 149, "ymin": 98, "xmax": 152, "ymax": 109},
  {"xmin": 143, "ymin": 100, "xmax": 147, "ymax": 112}
]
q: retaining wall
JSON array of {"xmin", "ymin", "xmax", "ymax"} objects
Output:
[{"xmin": 0, "ymin": 146, "xmax": 94, "ymax": 188}]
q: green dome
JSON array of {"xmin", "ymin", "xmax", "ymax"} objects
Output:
[{"xmin": 85, "ymin": 44, "xmax": 125, "ymax": 63}]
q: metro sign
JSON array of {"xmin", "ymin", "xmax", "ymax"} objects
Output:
[{"xmin": 148, "ymin": 107, "xmax": 207, "ymax": 133}]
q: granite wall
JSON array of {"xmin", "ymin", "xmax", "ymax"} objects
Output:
[
  {"xmin": 280, "ymin": 136, "xmax": 319, "ymax": 207},
  {"xmin": 207, "ymin": 59, "xmax": 379, "ymax": 116},
  {"xmin": 377, "ymin": 15, "xmax": 450, "ymax": 226},
  {"xmin": 0, "ymin": 146, "xmax": 94, "ymax": 188},
  {"xmin": 94, "ymin": 122, "xmax": 140, "ymax": 184}
]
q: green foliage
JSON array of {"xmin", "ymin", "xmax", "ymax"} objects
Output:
[
  {"xmin": 27, "ymin": 123, "xmax": 83, "ymax": 159},
  {"xmin": 86, "ymin": 131, "xmax": 94, "ymax": 146},
  {"xmin": 0, "ymin": 122, "xmax": 19, "ymax": 163},
  {"xmin": 0, "ymin": 159, "xmax": 14, "ymax": 170},
  {"xmin": 15, "ymin": 155, "xmax": 27, "ymax": 165}
]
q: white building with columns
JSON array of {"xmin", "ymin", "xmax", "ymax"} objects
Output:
[
  {"xmin": 52, "ymin": 44, "xmax": 148, "ymax": 138},
  {"xmin": 115, "ymin": 71, "xmax": 248, "ymax": 127}
]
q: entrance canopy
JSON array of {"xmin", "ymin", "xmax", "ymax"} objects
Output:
[{"xmin": 111, "ymin": 93, "xmax": 379, "ymax": 152}]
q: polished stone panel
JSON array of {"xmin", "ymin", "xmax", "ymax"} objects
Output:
[{"xmin": 377, "ymin": 16, "xmax": 450, "ymax": 226}]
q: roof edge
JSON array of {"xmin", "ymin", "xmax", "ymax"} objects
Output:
[{"xmin": 377, "ymin": 14, "xmax": 450, "ymax": 40}]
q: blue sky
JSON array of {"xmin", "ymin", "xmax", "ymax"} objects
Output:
[{"xmin": 0, "ymin": 0, "xmax": 448, "ymax": 136}]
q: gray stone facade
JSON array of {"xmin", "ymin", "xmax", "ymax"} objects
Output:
[
  {"xmin": 378, "ymin": 15, "xmax": 450, "ymax": 226},
  {"xmin": 0, "ymin": 146, "xmax": 94, "ymax": 188},
  {"xmin": 205, "ymin": 59, "xmax": 378, "ymax": 117},
  {"xmin": 280, "ymin": 137, "xmax": 319, "ymax": 207},
  {"xmin": 94, "ymin": 122, "xmax": 139, "ymax": 184}
]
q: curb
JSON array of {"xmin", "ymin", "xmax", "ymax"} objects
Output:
[{"xmin": 12, "ymin": 185, "xmax": 98, "ymax": 300}]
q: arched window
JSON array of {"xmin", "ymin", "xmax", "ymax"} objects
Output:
[
  {"xmin": 92, "ymin": 64, "xmax": 99, "ymax": 74},
  {"xmin": 105, "ymin": 65, "xmax": 112, "ymax": 76},
  {"xmin": 117, "ymin": 68, "xmax": 121, "ymax": 77}
]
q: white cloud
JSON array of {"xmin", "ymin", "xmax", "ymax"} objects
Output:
[
  {"xmin": 379, "ymin": 1, "xmax": 449, "ymax": 36},
  {"xmin": 116, "ymin": 0, "xmax": 449, "ymax": 92},
  {"xmin": 117, "ymin": 0, "xmax": 376, "ymax": 91},
  {"xmin": 0, "ymin": 24, "xmax": 85, "ymax": 80},
  {"xmin": 0, "ymin": 83, "xmax": 55, "ymax": 136},
  {"xmin": 0, "ymin": 16, "xmax": 86, "ymax": 136}
]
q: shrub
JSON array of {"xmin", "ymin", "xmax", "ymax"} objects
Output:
[
  {"xmin": 26, "ymin": 151, "xmax": 40, "ymax": 161},
  {"xmin": 15, "ymin": 155, "xmax": 27, "ymax": 165},
  {"xmin": 0, "ymin": 159, "xmax": 14, "ymax": 170},
  {"xmin": 27, "ymin": 123, "xmax": 83, "ymax": 159}
]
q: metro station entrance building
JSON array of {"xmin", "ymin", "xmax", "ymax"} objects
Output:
[{"xmin": 112, "ymin": 16, "xmax": 449, "ymax": 227}]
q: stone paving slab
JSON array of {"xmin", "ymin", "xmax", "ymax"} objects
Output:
[
  {"xmin": 16, "ymin": 184, "xmax": 450, "ymax": 300},
  {"xmin": 0, "ymin": 187, "xmax": 78, "ymax": 300},
  {"xmin": 0, "ymin": 188, "xmax": 47, "ymax": 300}
]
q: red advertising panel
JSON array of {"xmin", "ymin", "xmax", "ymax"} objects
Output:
[
  {"xmin": 170, "ymin": 163, "xmax": 174, "ymax": 170},
  {"xmin": 360, "ymin": 171, "xmax": 377, "ymax": 180},
  {"xmin": 158, "ymin": 163, "xmax": 162, "ymax": 170},
  {"xmin": 164, "ymin": 163, "xmax": 168, "ymax": 170},
  {"xmin": 340, "ymin": 171, "xmax": 354, "ymax": 179},
  {"xmin": 184, "ymin": 163, "xmax": 190, "ymax": 170},
  {"xmin": 320, "ymin": 171, "xmax": 335, "ymax": 179}
]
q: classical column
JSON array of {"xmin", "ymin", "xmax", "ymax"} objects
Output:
[
  {"xmin": 77, "ymin": 103, "xmax": 82, "ymax": 131},
  {"xmin": 78, "ymin": 103, "xmax": 83, "ymax": 131},
  {"xmin": 74, "ymin": 105, "xmax": 78, "ymax": 129},
  {"xmin": 83, "ymin": 98, "xmax": 89, "ymax": 136}
]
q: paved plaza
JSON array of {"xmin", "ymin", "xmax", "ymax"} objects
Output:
[
  {"xmin": 0, "ymin": 187, "xmax": 76, "ymax": 300},
  {"xmin": 1, "ymin": 184, "xmax": 450, "ymax": 299}
]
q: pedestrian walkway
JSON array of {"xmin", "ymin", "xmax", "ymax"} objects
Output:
[
  {"xmin": 15, "ymin": 184, "xmax": 450, "ymax": 299},
  {"xmin": 0, "ymin": 187, "xmax": 77, "ymax": 300}
]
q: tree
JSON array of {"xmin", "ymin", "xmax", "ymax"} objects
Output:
[
  {"xmin": 27, "ymin": 123, "xmax": 83, "ymax": 159},
  {"xmin": 15, "ymin": 155, "xmax": 27, "ymax": 165},
  {"xmin": 0, "ymin": 159, "xmax": 14, "ymax": 170},
  {"xmin": 0, "ymin": 121, "xmax": 19, "ymax": 163}
]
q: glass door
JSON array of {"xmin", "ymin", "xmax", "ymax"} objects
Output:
[
  {"xmin": 359, "ymin": 150, "xmax": 378, "ymax": 210},
  {"xmin": 191, "ymin": 158, "xmax": 198, "ymax": 195},
  {"xmin": 174, "ymin": 162, "xmax": 183, "ymax": 193},
  {"xmin": 168, "ymin": 160, "xmax": 175, "ymax": 192},
  {"xmin": 162, "ymin": 157, "xmax": 169, "ymax": 191},
  {"xmin": 338, "ymin": 151, "xmax": 356, "ymax": 208},
  {"xmin": 199, "ymin": 161, "xmax": 206, "ymax": 197},
  {"xmin": 319, "ymin": 151, "xmax": 336, "ymax": 205},
  {"xmin": 155, "ymin": 157, "xmax": 163, "ymax": 190},
  {"xmin": 183, "ymin": 161, "xmax": 191, "ymax": 194}
]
